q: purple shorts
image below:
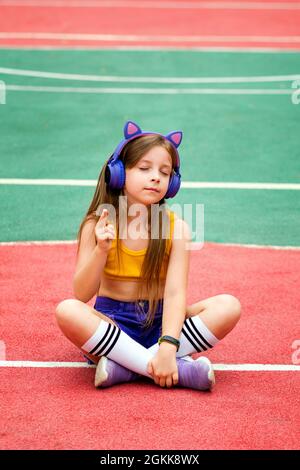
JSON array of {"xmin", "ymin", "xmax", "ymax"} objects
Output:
[{"xmin": 83, "ymin": 296, "xmax": 163, "ymax": 364}]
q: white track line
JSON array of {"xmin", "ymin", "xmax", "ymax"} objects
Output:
[
  {"xmin": 1, "ymin": 45, "xmax": 299, "ymax": 52},
  {"xmin": 1, "ymin": 179, "xmax": 299, "ymax": 190},
  {"xmin": 209, "ymin": 242, "xmax": 300, "ymax": 251},
  {"xmin": 1, "ymin": 67, "xmax": 300, "ymax": 83},
  {"xmin": 0, "ymin": 178, "xmax": 98, "ymax": 186},
  {"xmin": 0, "ymin": 240, "xmax": 77, "ymax": 246},
  {"xmin": 1, "ymin": 1, "xmax": 300, "ymax": 10},
  {"xmin": 1, "ymin": 32, "xmax": 300, "ymax": 44},
  {"xmin": 4, "ymin": 85, "xmax": 295, "ymax": 95},
  {"xmin": 1, "ymin": 240, "xmax": 300, "ymax": 250},
  {"xmin": 181, "ymin": 182, "xmax": 300, "ymax": 190},
  {"xmin": 0, "ymin": 360, "xmax": 299, "ymax": 371}
]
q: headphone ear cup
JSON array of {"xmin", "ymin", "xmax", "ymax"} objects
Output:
[
  {"xmin": 165, "ymin": 173, "xmax": 181, "ymax": 199},
  {"xmin": 105, "ymin": 159, "xmax": 126, "ymax": 190}
]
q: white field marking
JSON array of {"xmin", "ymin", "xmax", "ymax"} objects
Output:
[
  {"xmin": 0, "ymin": 240, "xmax": 77, "ymax": 246},
  {"xmin": 0, "ymin": 178, "xmax": 97, "ymax": 186},
  {"xmin": 1, "ymin": 1, "xmax": 300, "ymax": 10},
  {"xmin": 215, "ymin": 364, "xmax": 300, "ymax": 371},
  {"xmin": 1, "ymin": 240, "xmax": 300, "ymax": 250},
  {"xmin": 210, "ymin": 242, "xmax": 300, "ymax": 251},
  {"xmin": 1, "ymin": 45, "xmax": 300, "ymax": 53},
  {"xmin": 181, "ymin": 182, "xmax": 300, "ymax": 190},
  {"xmin": 0, "ymin": 360, "xmax": 299, "ymax": 371},
  {"xmin": 1, "ymin": 179, "xmax": 300, "ymax": 190},
  {"xmin": 1, "ymin": 67, "xmax": 300, "ymax": 83},
  {"xmin": 4, "ymin": 85, "xmax": 295, "ymax": 94},
  {"xmin": 1, "ymin": 32, "xmax": 300, "ymax": 44}
]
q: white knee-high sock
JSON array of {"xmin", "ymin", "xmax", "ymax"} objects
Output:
[
  {"xmin": 81, "ymin": 320, "xmax": 153, "ymax": 378},
  {"xmin": 148, "ymin": 315, "xmax": 219, "ymax": 358},
  {"xmin": 179, "ymin": 355, "xmax": 194, "ymax": 362}
]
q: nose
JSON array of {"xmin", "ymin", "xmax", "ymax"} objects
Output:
[{"xmin": 151, "ymin": 169, "xmax": 160, "ymax": 182}]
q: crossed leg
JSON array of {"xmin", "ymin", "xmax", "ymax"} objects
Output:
[
  {"xmin": 55, "ymin": 300, "xmax": 119, "ymax": 365},
  {"xmin": 55, "ymin": 294, "xmax": 241, "ymax": 365},
  {"xmin": 185, "ymin": 294, "xmax": 242, "ymax": 341}
]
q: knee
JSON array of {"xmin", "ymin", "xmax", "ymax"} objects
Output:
[
  {"xmin": 217, "ymin": 294, "xmax": 242, "ymax": 326},
  {"xmin": 55, "ymin": 298, "xmax": 82, "ymax": 327}
]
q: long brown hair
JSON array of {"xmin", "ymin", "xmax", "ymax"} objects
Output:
[{"xmin": 76, "ymin": 134, "xmax": 178, "ymax": 328}]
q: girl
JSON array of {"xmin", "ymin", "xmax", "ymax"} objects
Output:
[{"xmin": 55, "ymin": 120, "xmax": 241, "ymax": 390}]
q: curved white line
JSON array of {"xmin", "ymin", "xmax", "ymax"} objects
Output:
[
  {"xmin": 1, "ymin": 67, "xmax": 300, "ymax": 83},
  {"xmin": 4, "ymin": 85, "xmax": 295, "ymax": 94}
]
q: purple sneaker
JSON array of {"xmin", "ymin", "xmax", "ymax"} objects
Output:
[
  {"xmin": 95, "ymin": 356, "xmax": 139, "ymax": 388},
  {"xmin": 177, "ymin": 356, "xmax": 215, "ymax": 391},
  {"xmin": 95, "ymin": 356, "xmax": 215, "ymax": 390}
]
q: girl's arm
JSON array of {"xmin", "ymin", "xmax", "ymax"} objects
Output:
[
  {"xmin": 162, "ymin": 217, "xmax": 191, "ymax": 338},
  {"xmin": 73, "ymin": 219, "xmax": 108, "ymax": 303},
  {"xmin": 148, "ymin": 218, "xmax": 191, "ymax": 387}
]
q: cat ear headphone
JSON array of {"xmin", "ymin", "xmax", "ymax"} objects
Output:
[{"xmin": 104, "ymin": 120, "xmax": 183, "ymax": 199}]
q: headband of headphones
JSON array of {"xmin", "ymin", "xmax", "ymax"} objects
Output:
[{"xmin": 111, "ymin": 120, "xmax": 182, "ymax": 170}]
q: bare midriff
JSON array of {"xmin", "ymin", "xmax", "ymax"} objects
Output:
[
  {"xmin": 96, "ymin": 229, "xmax": 167, "ymax": 302},
  {"xmin": 97, "ymin": 274, "xmax": 166, "ymax": 302}
]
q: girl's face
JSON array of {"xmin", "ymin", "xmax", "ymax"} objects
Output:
[{"xmin": 123, "ymin": 145, "xmax": 173, "ymax": 207}]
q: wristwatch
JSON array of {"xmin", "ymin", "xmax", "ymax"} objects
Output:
[{"xmin": 158, "ymin": 335, "xmax": 180, "ymax": 351}]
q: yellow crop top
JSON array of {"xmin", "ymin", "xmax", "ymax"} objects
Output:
[{"xmin": 103, "ymin": 210, "xmax": 176, "ymax": 282}]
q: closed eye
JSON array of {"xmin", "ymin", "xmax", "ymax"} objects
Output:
[{"xmin": 140, "ymin": 168, "xmax": 170, "ymax": 176}]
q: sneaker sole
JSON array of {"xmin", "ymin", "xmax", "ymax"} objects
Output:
[
  {"xmin": 196, "ymin": 356, "xmax": 216, "ymax": 390},
  {"xmin": 94, "ymin": 356, "xmax": 108, "ymax": 388}
]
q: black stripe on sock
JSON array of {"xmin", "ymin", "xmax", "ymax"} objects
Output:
[
  {"xmin": 89, "ymin": 323, "xmax": 112, "ymax": 355},
  {"xmin": 188, "ymin": 317, "xmax": 213, "ymax": 349},
  {"xmin": 104, "ymin": 328, "xmax": 121, "ymax": 357},
  {"xmin": 183, "ymin": 319, "xmax": 207, "ymax": 351},
  {"xmin": 181, "ymin": 326, "xmax": 202, "ymax": 352},
  {"xmin": 94, "ymin": 324, "xmax": 118, "ymax": 357}
]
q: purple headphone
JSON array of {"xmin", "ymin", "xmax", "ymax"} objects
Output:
[{"xmin": 104, "ymin": 120, "xmax": 183, "ymax": 199}]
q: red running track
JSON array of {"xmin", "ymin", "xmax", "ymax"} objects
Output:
[
  {"xmin": 0, "ymin": 1, "xmax": 300, "ymax": 49},
  {"xmin": 0, "ymin": 367, "xmax": 299, "ymax": 449},
  {"xmin": 0, "ymin": 242, "xmax": 300, "ymax": 449},
  {"xmin": 1, "ymin": 242, "xmax": 299, "ymax": 364}
]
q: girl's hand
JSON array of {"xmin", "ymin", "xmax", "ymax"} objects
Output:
[
  {"xmin": 95, "ymin": 209, "xmax": 116, "ymax": 252},
  {"xmin": 147, "ymin": 343, "xmax": 178, "ymax": 388}
]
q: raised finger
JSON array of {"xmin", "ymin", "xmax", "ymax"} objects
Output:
[{"xmin": 97, "ymin": 209, "xmax": 109, "ymax": 228}]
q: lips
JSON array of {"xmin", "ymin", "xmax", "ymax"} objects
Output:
[{"xmin": 145, "ymin": 188, "xmax": 160, "ymax": 193}]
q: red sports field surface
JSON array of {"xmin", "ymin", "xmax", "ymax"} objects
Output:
[
  {"xmin": 1, "ymin": 0, "xmax": 299, "ymax": 452},
  {"xmin": 0, "ymin": 1, "xmax": 300, "ymax": 49}
]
